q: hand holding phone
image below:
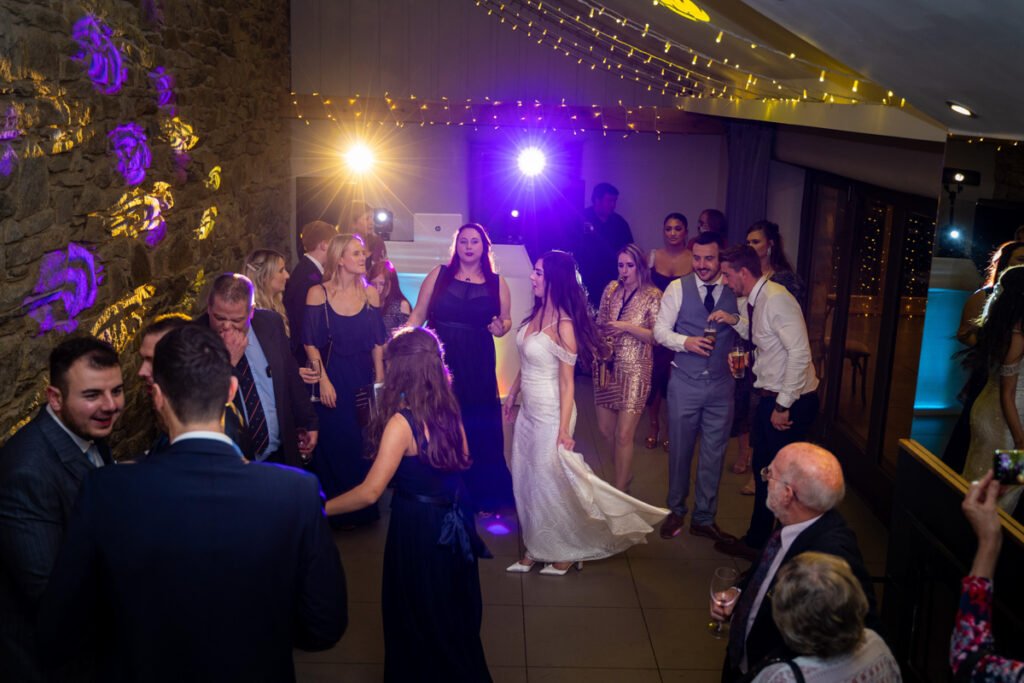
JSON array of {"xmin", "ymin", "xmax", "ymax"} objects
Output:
[{"xmin": 993, "ymin": 449, "xmax": 1024, "ymax": 485}]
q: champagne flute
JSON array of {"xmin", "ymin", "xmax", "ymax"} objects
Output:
[
  {"xmin": 307, "ymin": 359, "xmax": 322, "ymax": 403},
  {"xmin": 707, "ymin": 566, "xmax": 741, "ymax": 638}
]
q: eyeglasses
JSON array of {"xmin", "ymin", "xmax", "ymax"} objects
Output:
[{"xmin": 760, "ymin": 465, "xmax": 799, "ymax": 500}]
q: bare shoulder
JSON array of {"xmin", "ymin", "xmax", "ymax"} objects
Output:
[
  {"xmin": 556, "ymin": 315, "xmax": 578, "ymax": 352},
  {"xmin": 306, "ymin": 284, "xmax": 327, "ymax": 305}
]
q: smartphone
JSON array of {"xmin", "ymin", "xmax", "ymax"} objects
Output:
[{"xmin": 993, "ymin": 449, "xmax": 1024, "ymax": 485}]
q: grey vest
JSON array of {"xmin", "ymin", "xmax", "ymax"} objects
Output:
[{"xmin": 672, "ymin": 273, "xmax": 738, "ymax": 381}]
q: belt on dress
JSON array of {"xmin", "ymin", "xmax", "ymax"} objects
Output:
[{"xmin": 393, "ymin": 489, "xmax": 486, "ymax": 563}]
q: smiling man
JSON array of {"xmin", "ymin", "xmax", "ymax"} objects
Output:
[{"xmin": 0, "ymin": 336, "xmax": 124, "ymax": 681}]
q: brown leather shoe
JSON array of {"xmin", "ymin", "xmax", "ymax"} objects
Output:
[
  {"xmin": 713, "ymin": 537, "xmax": 760, "ymax": 561},
  {"xmin": 660, "ymin": 513, "xmax": 685, "ymax": 539},
  {"xmin": 689, "ymin": 522, "xmax": 738, "ymax": 544}
]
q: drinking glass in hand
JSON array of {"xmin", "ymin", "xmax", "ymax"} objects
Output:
[
  {"xmin": 307, "ymin": 359, "xmax": 322, "ymax": 403},
  {"xmin": 729, "ymin": 343, "xmax": 748, "ymax": 379},
  {"xmin": 708, "ymin": 566, "xmax": 741, "ymax": 638},
  {"xmin": 703, "ymin": 322, "xmax": 717, "ymax": 349}
]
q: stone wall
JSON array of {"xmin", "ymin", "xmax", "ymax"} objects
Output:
[{"xmin": 0, "ymin": 0, "xmax": 291, "ymax": 454}]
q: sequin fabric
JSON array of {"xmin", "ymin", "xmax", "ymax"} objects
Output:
[{"xmin": 593, "ymin": 281, "xmax": 661, "ymax": 414}]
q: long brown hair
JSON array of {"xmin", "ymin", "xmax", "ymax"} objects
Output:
[
  {"xmin": 521, "ymin": 250, "xmax": 606, "ymax": 368},
  {"xmin": 367, "ymin": 327, "xmax": 470, "ymax": 472},
  {"xmin": 433, "ymin": 223, "xmax": 498, "ymax": 296}
]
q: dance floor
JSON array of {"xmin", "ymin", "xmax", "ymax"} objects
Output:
[{"xmin": 294, "ymin": 379, "xmax": 889, "ymax": 682}]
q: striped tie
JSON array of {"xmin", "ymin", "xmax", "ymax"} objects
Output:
[{"xmin": 235, "ymin": 354, "xmax": 269, "ymax": 457}]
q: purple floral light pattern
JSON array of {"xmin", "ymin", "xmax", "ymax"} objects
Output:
[
  {"xmin": 108, "ymin": 123, "xmax": 152, "ymax": 186},
  {"xmin": 71, "ymin": 15, "xmax": 127, "ymax": 95},
  {"xmin": 148, "ymin": 67, "xmax": 177, "ymax": 115},
  {"xmin": 22, "ymin": 243, "xmax": 104, "ymax": 334}
]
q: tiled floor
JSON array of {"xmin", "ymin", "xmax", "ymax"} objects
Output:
[{"xmin": 295, "ymin": 379, "xmax": 889, "ymax": 682}]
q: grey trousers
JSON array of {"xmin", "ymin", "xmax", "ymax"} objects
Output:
[{"xmin": 666, "ymin": 371, "xmax": 735, "ymax": 524}]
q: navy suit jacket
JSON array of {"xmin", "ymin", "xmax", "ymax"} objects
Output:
[
  {"xmin": 283, "ymin": 255, "xmax": 323, "ymax": 362},
  {"xmin": 722, "ymin": 509, "xmax": 877, "ymax": 682},
  {"xmin": 38, "ymin": 437, "xmax": 347, "ymax": 683},
  {"xmin": 0, "ymin": 408, "xmax": 110, "ymax": 682},
  {"xmin": 197, "ymin": 309, "xmax": 318, "ymax": 467}
]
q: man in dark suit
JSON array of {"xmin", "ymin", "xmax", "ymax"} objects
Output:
[
  {"xmin": 575, "ymin": 182, "xmax": 634, "ymax": 308},
  {"xmin": 283, "ymin": 220, "xmax": 337, "ymax": 362},
  {"xmin": 711, "ymin": 442, "xmax": 876, "ymax": 682},
  {"xmin": 38, "ymin": 324, "xmax": 347, "ymax": 682},
  {"xmin": 0, "ymin": 336, "xmax": 123, "ymax": 681},
  {"xmin": 200, "ymin": 272, "xmax": 318, "ymax": 467}
]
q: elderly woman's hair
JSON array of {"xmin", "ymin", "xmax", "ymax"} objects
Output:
[{"xmin": 771, "ymin": 552, "xmax": 868, "ymax": 659}]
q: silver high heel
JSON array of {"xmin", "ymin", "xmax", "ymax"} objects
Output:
[
  {"xmin": 539, "ymin": 562, "xmax": 583, "ymax": 576},
  {"xmin": 505, "ymin": 559, "xmax": 536, "ymax": 573}
]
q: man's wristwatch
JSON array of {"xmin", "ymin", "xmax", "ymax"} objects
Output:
[{"xmin": 773, "ymin": 403, "xmax": 789, "ymax": 413}]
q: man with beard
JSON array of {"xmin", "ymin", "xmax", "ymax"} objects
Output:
[
  {"xmin": 0, "ymin": 336, "xmax": 124, "ymax": 681},
  {"xmin": 710, "ymin": 443, "xmax": 875, "ymax": 682},
  {"xmin": 653, "ymin": 231, "xmax": 741, "ymax": 543},
  {"xmin": 712, "ymin": 244, "xmax": 819, "ymax": 561}
]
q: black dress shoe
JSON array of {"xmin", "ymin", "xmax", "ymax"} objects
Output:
[
  {"xmin": 714, "ymin": 537, "xmax": 760, "ymax": 561},
  {"xmin": 660, "ymin": 513, "xmax": 685, "ymax": 539},
  {"xmin": 689, "ymin": 522, "xmax": 738, "ymax": 544}
]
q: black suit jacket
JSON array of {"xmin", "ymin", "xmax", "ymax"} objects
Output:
[
  {"xmin": 723, "ymin": 509, "xmax": 877, "ymax": 682},
  {"xmin": 283, "ymin": 255, "xmax": 323, "ymax": 362},
  {"xmin": 38, "ymin": 437, "xmax": 347, "ymax": 683},
  {"xmin": 0, "ymin": 408, "xmax": 110, "ymax": 682},
  {"xmin": 198, "ymin": 309, "xmax": 318, "ymax": 467}
]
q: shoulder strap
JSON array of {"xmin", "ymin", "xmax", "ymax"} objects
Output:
[
  {"xmin": 320, "ymin": 284, "xmax": 333, "ymax": 343},
  {"xmin": 785, "ymin": 660, "xmax": 805, "ymax": 683},
  {"xmin": 398, "ymin": 409, "xmax": 427, "ymax": 453},
  {"xmin": 648, "ymin": 249, "xmax": 656, "ymax": 268}
]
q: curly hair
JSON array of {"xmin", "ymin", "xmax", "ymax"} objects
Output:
[
  {"xmin": 966, "ymin": 265, "xmax": 1024, "ymax": 373},
  {"xmin": 366, "ymin": 327, "xmax": 469, "ymax": 472},
  {"xmin": 771, "ymin": 552, "xmax": 868, "ymax": 659}
]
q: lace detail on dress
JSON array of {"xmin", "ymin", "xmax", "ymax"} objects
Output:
[{"xmin": 538, "ymin": 333, "xmax": 577, "ymax": 366}]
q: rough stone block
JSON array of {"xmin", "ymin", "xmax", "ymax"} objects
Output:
[{"xmin": 14, "ymin": 155, "xmax": 49, "ymax": 219}]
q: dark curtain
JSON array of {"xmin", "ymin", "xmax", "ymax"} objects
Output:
[{"xmin": 725, "ymin": 121, "xmax": 775, "ymax": 243}]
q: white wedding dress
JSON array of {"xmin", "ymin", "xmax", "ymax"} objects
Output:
[{"xmin": 508, "ymin": 324, "xmax": 668, "ymax": 563}]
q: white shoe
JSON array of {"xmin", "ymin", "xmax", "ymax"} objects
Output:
[
  {"xmin": 505, "ymin": 560, "xmax": 536, "ymax": 573},
  {"xmin": 539, "ymin": 562, "xmax": 583, "ymax": 576}
]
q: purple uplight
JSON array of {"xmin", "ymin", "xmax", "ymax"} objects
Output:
[
  {"xmin": 108, "ymin": 123, "xmax": 152, "ymax": 186},
  {"xmin": 148, "ymin": 67, "xmax": 177, "ymax": 115},
  {"xmin": 1, "ymin": 105, "xmax": 20, "ymax": 141},
  {"xmin": 0, "ymin": 144, "xmax": 16, "ymax": 177},
  {"xmin": 484, "ymin": 520, "xmax": 512, "ymax": 536},
  {"xmin": 71, "ymin": 15, "xmax": 127, "ymax": 95},
  {"xmin": 22, "ymin": 243, "xmax": 104, "ymax": 334}
]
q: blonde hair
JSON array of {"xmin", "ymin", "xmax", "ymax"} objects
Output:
[
  {"xmin": 323, "ymin": 233, "xmax": 367, "ymax": 284},
  {"xmin": 617, "ymin": 243, "xmax": 651, "ymax": 288},
  {"xmin": 244, "ymin": 249, "xmax": 289, "ymax": 335}
]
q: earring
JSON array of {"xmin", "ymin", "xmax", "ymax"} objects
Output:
[{"xmin": 767, "ymin": 246, "xmax": 773, "ymax": 258}]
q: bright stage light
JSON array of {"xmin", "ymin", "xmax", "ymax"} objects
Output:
[
  {"xmin": 949, "ymin": 228, "xmax": 961, "ymax": 239},
  {"xmin": 517, "ymin": 147, "xmax": 546, "ymax": 177},
  {"xmin": 343, "ymin": 143, "xmax": 374, "ymax": 174},
  {"xmin": 510, "ymin": 209, "xmax": 520, "ymax": 218},
  {"xmin": 376, "ymin": 210, "xmax": 389, "ymax": 222}
]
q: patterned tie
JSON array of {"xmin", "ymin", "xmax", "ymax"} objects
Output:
[
  {"xmin": 235, "ymin": 354, "xmax": 269, "ymax": 457},
  {"xmin": 703, "ymin": 283, "xmax": 716, "ymax": 313},
  {"xmin": 726, "ymin": 529, "xmax": 784, "ymax": 669}
]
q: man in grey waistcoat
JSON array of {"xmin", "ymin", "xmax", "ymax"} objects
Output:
[{"xmin": 653, "ymin": 231, "xmax": 744, "ymax": 542}]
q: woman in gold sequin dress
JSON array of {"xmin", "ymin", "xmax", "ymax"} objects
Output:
[{"xmin": 594, "ymin": 244, "xmax": 662, "ymax": 490}]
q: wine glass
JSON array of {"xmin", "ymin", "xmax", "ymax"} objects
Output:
[
  {"xmin": 707, "ymin": 566, "xmax": 741, "ymax": 638},
  {"xmin": 307, "ymin": 359, "xmax": 322, "ymax": 403}
]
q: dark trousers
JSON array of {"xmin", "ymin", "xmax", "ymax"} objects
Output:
[{"xmin": 744, "ymin": 391, "xmax": 819, "ymax": 549}]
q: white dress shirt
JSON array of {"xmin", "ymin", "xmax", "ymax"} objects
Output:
[
  {"xmin": 741, "ymin": 513, "xmax": 823, "ymax": 672},
  {"xmin": 304, "ymin": 252, "xmax": 325, "ymax": 275},
  {"xmin": 746, "ymin": 277, "xmax": 818, "ymax": 408},
  {"xmin": 46, "ymin": 405, "xmax": 104, "ymax": 468},
  {"xmin": 654, "ymin": 274, "xmax": 749, "ymax": 351}
]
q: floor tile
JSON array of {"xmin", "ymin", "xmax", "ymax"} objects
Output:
[
  {"xmin": 491, "ymin": 667, "xmax": 528, "ymax": 683},
  {"xmin": 293, "ymin": 602, "xmax": 384, "ymax": 664},
  {"xmin": 481, "ymin": 555, "xmax": 525, "ymax": 605},
  {"xmin": 341, "ymin": 552, "xmax": 383, "ymax": 603},
  {"xmin": 630, "ymin": 557, "xmax": 739, "ymax": 609},
  {"xmin": 295, "ymin": 661, "xmax": 384, "ymax": 682},
  {"xmin": 643, "ymin": 607, "xmax": 729, "ymax": 669},
  {"xmin": 522, "ymin": 556, "xmax": 638, "ymax": 608},
  {"xmin": 528, "ymin": 667, "xmax": 661, "ymax": 682},
  {"xmin": 661, "ymin": 669, "xmax": 727, "ymax": 682},
  {"xmin": 482, "ymin": 604, "xmax": 527, "ymax": 667},
  {"xmin": 524, "ymin": 605, "xmax": 657, "ymax": 668}
]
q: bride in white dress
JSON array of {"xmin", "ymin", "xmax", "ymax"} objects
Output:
[
  {"xmin": 963, "ymin": 265, "xmax": 1024, "ymax": 512},
  {"xmin": 503, "ymin": 251, "xmax": 667, "ymax": 575}
]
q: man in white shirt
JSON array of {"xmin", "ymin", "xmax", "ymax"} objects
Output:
[
  {"xmin": 709, "ymin": 443, "xmax": 875, "ymax": 682},
  {"xmin": 711, "ymin": 244, "xmax": 819, "ymax": 560},
  {"xmin": 0, "ymin": 336, "xmax": 124, "ymax": 681},
  {"xmin": 653, "ymin": 231, "xmax": 743, "ymax": 543}
]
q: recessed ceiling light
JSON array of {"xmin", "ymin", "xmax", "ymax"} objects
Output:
[{"xmin": 947, "ymin": 101, "xmax": 976, "ymax": 117}]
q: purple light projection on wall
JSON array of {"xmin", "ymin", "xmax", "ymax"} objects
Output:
[
  {"xmin": 0, "ymin": 145, "xmax": 15, "ymax": 177},
  {"xmin": 0, "ymin": 105, "xmax": 20, "ymax": 177},
  {"xmin": 71, "ymin": 15, "xmax": 127, "ymax": 95},
  {"xmin": 108, "ymin": 182, "xmax": 174, "ymax": 247},
  {"xmin": 108, "ymin": 123, "xmax": 152, "ymax": 186},
  {"xmin": 22, "ymin": 243, "xmax": 104, "ymax": 334},
  {"xmin": 148, "ymin": 67, "xmax": 177, "ymax": 115}
]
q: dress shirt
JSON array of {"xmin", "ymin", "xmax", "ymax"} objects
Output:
[
  {"xmin": 304, "ymin": 253, "xmax": 325, "ymax": 275},
  {"xmin": 741, "ymin": 513, "xmax": 823, "ymax": 672},
  {"xmin": 654, "ymin": 274, "xmax": 749, "ymax": 352},
  {"xmin": 746, "ymin": 277, "xmax": 818, "ymax": 408},
  {"xmin": 243, "ymin": 326, "xmax": 281, "ymax": 459},
  {"xmin": 172, "ymin": 430, "xmax": 237, "ymax": 447},
  {"xmin": 46, "ymin": 405, "xmax": 104, "ymax": 467}
]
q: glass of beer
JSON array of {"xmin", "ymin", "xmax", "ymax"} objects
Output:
[
  {"xmin": 703, "ymin": 322, "xmax": 717, "ymax": 349},
  {"xmin": 729, "ymin": 343, "xmax": 747, "ymax": 379}
]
